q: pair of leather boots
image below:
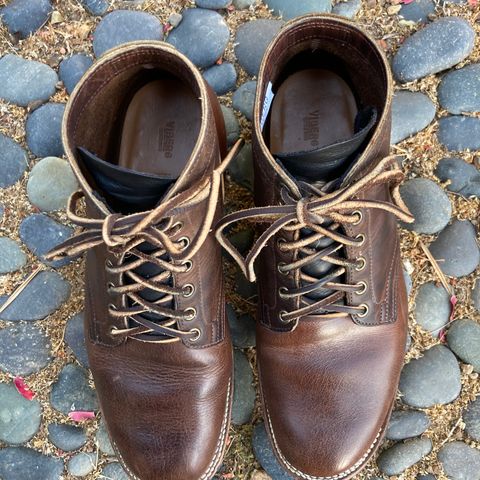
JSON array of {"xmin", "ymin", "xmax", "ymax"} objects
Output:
[{"xmin": 49, "ymin": 14, "xmax": 414, "ymax": 480}]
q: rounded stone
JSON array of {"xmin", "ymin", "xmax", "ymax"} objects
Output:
[
  {"xmin": 227, "ymin": 304, "xmax": 256, "ymax": 348},
  {"xmin": 464, "ymin": 396, "xmax": 480, "ymax": 442},
  {"xmin": 429, "ymin": 220, "xmax": 480, "ymax": 278},
  {"xmin": 473, "ymin": 281, "xmax": 480, "ymax": 312},
  {"xmin": 399, "ymin": 344, "xmax": 461, "ymax": 407},
  {"xmin": 203, "ymin": 62, "xmax": 237, "ymax": 95},
  {"xmin": 266, "ymin": 0, "xmax": 331, "ymax": 20},
  {"xmin": 93, "ymin": 10, "xmax": 163, "ymax": 57},
  {"xmin": 96, "ymin": 419, "xmax": 115, "ymax": 456},
  {"xmin": 392, "ymin": 17, "xmax": 475, "ymax": 83},
  {"xmin": 80, "ymin": 0, "xmax": 109, "ymax": 15},
  {"xmin": 438, "ymin": 63, "xmax": 480, "ymax": 114},
  {"xmin": 195, "ymin": 0, "xmax": 232, "ymax": 8},
  {"xmin": 0, "ymin": 133, "xmax": 28, "ymax": 188},
  {"xmin": 168, "ymin": 12, "xmax": 183, "ymax": 27},
  {"xmin": 332, "ymin": 0, "xmax": 361, "ymax": 18},
  {"xmin": 232, "ymin": 349, "xmax": 255, "ymax": 425},
  {"xmin": 67, "ymin": 452, "xmax": 96, "ymax": 476},
  {"xmin": 438, "ymin": 116, "xmax": 480, "ymax": 152},
  {"xmin": 59, "ymin": 54, "xmax": 93, "ymax": 94},
  {"xmin": 414, "ymin": 282, "xmax": 451, "ymax": 337},
  {"xmin": 235, "ymin": 19, "xmax": 284, "ymax": 76},
  {"xmin": 0, "ymin": 237, "xmax": 26, "ymax": 274},
  {"xmin": 27, "ymin": 157, "xmax": 79, "ymax": 212},
  {"xmin": 0, "ymin": 0, "xmax": 52, "ymax": 39},
  {"xmin": 0, "ymin": 270, "xmax": 71, "ymax": 322},
  {"xmin": 0, "ymin": 447, "xmax": 64, "ymax": 480},
  {"xmin": 50, "ymin": 363, "xmax": 98, "ymax": 414},
  {"xmin": 0, "ymin": 323, "xmax": 51, "ymax": 376},
  {"xmin": 65, "ymin": 312, "xmax": 89, "ymax": 368},
  {"xmin": 0, "ymin": 55, "xmax": 58, "ymax": 107},
  {"xmin": 391, "ymin": 91, "xmax": 436, "ymax": 144},
  {"xmin": 26, "ymin": 103, "xmax": 65, "ymax": 158},
  {"xmin": 228, "ymin": 142, "xmax": 253, "ymax": 190},
  {"xmin": 48, "ymin": 423, "xmax": 87, "ymax": 452},
  {"xmin": 377, "ymin": 438, "xmax": 432, "ymax": 475},
  {"xmin": 253, "ymin": 423, "xmax": 294, "ymax": 480},
  {"xmin": 399, "ymin": 178, "xmax": 451, "ymax": 234},
  {"xmin": 386, "ymin": 410, "xmax": 430, "ymax": 441},
  {"xmin": 221, "ymin": 105, "xmax": 240, "ymax": 147},
  {"xmin": 19, "ymin": 213, "xmax": 74, "ymax": 268},
  {"xmin": 447, "ymin": 319, "xmax": 480, "ymax": 373},
  {"xmin": 232, "ymin": 81, "xmax": 257, "ymax": 121},
  {"xmin": 417, "ymin": 475, "xmax": 436, "ymax": 480},
  {"xmin": 100, "ymin": 462, "xmax": 130, "ymax": 480},
  {"xmin": 0, "ymin": 383, "xmax": 42, "ymax": 445},
  {"xmin": 399, "ymin": 0, "xmax": 435, "ymax": 23},
  {"xmin": 233, "ymin": 0, "xmax": 255, "ymax": 8},
  {"xmin": 167, "ymin": 8, "xmax": 230, "ymax": 69},
  {"xmin": 438, "ymin": 442, "xmax": 480, "ymax": 480},
  {"xmin": 435, "ymin": 157, "xmax": 480, "ymax": 199}
]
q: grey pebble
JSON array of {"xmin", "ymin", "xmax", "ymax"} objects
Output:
[
  {"xmin": 430, "ymin": 220, "xmax": 480, "ymax": 278},
  {"xmin": 435, "ymin": 157, "xmax": 480, "ymax": 199},
  {"xmin": 399, "ymin": 344, "xmax": 461, "ymax": 408},
  {"xmin": 167, "ymin": 8, "xmax": 229, "ymax": 69},
  {"xmin": 377, "ymin": 437, "xmax": 432, "ymax": 475},
  {"xmin": 0, "ymin": 447, "xmax": 64, "ymax": 480},
  {"xmin": 65, "ymin": 312, "xmax": 89, "ymax": 368},
  {"xmin": 233, "ymin": 0, "xmax": 256, "ymax": 8},
  {"xmin": 50, "ymin": 363, "xmax": 98, "ymax": 414},
  {"xmin": 0, "ymin": 54, "xmax": 58, "ymax": 107},
  {"xmin": 80, "ymin": 0, "xmax": 109, "ymax": 16},
  {"xmin": 0, "ymin": 133, "xmax": 28, "ymax": 188},
  {"xmin": 403, "ymin": 268, "xmax": 413, "ymax": 297},
  {"xmin": 48, "ymin": 423, "xmax": 87, "ymax": 452},
  {"xmin": 100, "ymin": 462, "xmax": 129, "ymax": 480},
  {"xmin": 438, "ymin": 441, "xmax": 480, "ymax": 480},
  {"xmin": 332, "ymin": 0, "xmax": 361, "ymax": 18},
  {"xmin": 59, "ymin": 54, "xmax": 93, "ymax": 94},
  {"xmin": 195, "ymin": 0, "xmax": 232, "ymax": 8},
  {"xmin": 96, "ymin": 419, "xmax": 115, "ymax": 456},
  {"xmin": 399, "ymin": 0, "xmax": 435, "ymax": 23},
  {"xmin": 391, "ymin": 91, "xmax": 435, "ymax": 144},
  {"xmin": 221, "ymin": 105, "xmax": 240, "ymax": 147},
  {"xmin": 399, "ymin": 178, "xmax": 451, "ymax": 234},
  {"xmin": 417, "ymin": 475, "xmax": 436, "ymax": 480},
  {"xmin": 438, "ymin": 116, "xmax": 480, "ymax": 152},
  {"xmin": 447, "ymin": 319, "xmax": 480, "ymax": 373},
  {"xmin": 93, "ymin": 10, "xmax": 163, "ymax": 57},
  {"xmin": 0, "ymin": 237, "xmax": 26, "ymax": 274},
  {"xmin": 0, "ymin": 0, "xmax": 52, "ymax": 38},
  {"xmin": 0, "ymin": 270, "xmax": 70, "ymax": 322},
  {"xmin": 266, "ymin": 0, "xmax": 331, "ymax": 19},
  {"xmin": 227, "ymin": 304, "xmax": 256, "ymax": 348},
  {"xmin": 25, "ymin": 103, "xmax": 65, "ymax": 158},
  {"xmin": 392, "ymin": 17, "xmax": 475, "ymax": 83},
  {"xmin": 228, "ymin": 142, "xmax": 253, "ymax": 190},
  {"xmin": 19, "ymin": 213, "xmax": 74, "ymax": 268},
  {"xmin": 167, "ymin": 12, "xmax": 182, "ymax": 28},
  {"xmin": 414, "ymin": 282, "xmax": 451, "ymax": 337},
  {"xmin": 0, "ymin": 323, "xmax": 51, "ymax": 376},
  {"xmin": 464, "ymin": 396, "xmax": 480, "ymax": 442},
  {"xmin": 27, "ymin": 156, "xmax": 78, "ymax": 212},
  {"xmin": 473, "ymin": 280, "xmax": 480, "ymax": 312},
  {"xmin": 232, "ymin": 349, "xmax": 255, "ymax": 425},
  {"xmin": 0, "ymin": 383, "xmax": 42, "ymax": 445},
  {"xmin": 232, "ymin": 81, "xmax": 257, "ymax": 121},
  {"xmin": 203, "ymin": 62, "xmax": 237, "ymax": 95},
  {"xmin": 386, "ymin": 410, "xmax": 430, "ymax": 441},
  {"xmin": 67, "ymin": 452, "xmax": 97, "ymax": 477},
  {"xmin": 234, "ymin": 19, "xmax": 284, "ymax": 76}
]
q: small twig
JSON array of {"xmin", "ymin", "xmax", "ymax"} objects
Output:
[
  {"xmin": 440, "ymin": 416, "xmax": 463, "ymax": 446},
  {"xmin": 0, "ymin": 266, "xmax": 42, "ymax": 315},
  {"xmin": 418, "ymin": 239, "xmax": 453, "ymax": 296}
]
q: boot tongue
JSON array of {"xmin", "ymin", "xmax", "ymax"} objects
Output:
[
  {"xmin": 276, "ymin": 107, "xmax": 377, "ymax": 183},
  {"xmin": 78, "ymin": 147, "xmax": 175, "ymax": 214}
]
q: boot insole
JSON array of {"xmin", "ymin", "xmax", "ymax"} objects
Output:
[
  {"xmin": 270, "ymin": 69, "xmax": 358, "ymax": 156},
  {"xmin": 118, "ymin": 78, "xmax": 201, "ymax": 178}
]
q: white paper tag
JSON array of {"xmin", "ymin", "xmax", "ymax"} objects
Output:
[{"xmin": 260, "ymin": 82, "xmax": 274, "ymax": 131}]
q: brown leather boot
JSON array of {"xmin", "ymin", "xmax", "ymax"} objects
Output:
[
  {"xmin": 217, "ymin": 15, "xmax": 414, "ymax": 480},
  {"xmin": 48, "ymin": 42, "xmax": 239, "ymax": 480}
]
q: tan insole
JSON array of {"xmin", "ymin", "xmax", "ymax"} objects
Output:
[
  {"xmin": 270, "ymin": 69, "xmax": 358, "ymax": 155},
  {"xmin": 118, "ymin": 79, "xmax": 201, "ymax": 177}
]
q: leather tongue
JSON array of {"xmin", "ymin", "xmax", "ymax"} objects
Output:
[
  {"xmin": 78, "ymin": 147, "xmax": 176, "ymax": 213},
  {"xmin": 276, "ymin": 107, "xmax": 377, "ymax": 182}
]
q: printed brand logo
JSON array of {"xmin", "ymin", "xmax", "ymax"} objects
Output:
[
  {"xmin": 158, "ymin": 121, "xmax": 175, "ymax": 158},
  {"xmin": 303, "ymin": 110, "xmax": 320, "ymax": 147}
]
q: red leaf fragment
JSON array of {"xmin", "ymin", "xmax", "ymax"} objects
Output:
[
  {"xmin": 400, "ymin": 0, "xmax": 415, "ymax": 4},
  {"xmin": 438, "ymin": 329, "xmax": 446, "ymax": 343},
  {"xmin": 68, "ymin": 411, "xmax": 95, "ymax": 422},
  {"xmin": 163, "ymin": 23, "xmax": 173, "ymax": 34},
  {"xmin": 468, "ymin": 0, "xmax": 477, "ymax": 6},
  {"xmin": 14, "ymin": 376, "xmax": 35, "ymax": 400},
  {"xmin": 449, "ymin": 295, "xmax": 457, "ymax": 322}
]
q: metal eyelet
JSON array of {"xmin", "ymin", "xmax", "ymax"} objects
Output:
[
  {"xmin": 279, "ymin": 310, "xmax": 290, "ymax": 324},
  {"xmin": 277, "ymin": 262, "xmax": 289, "ymax": 276},
  {"xmin": 357, "ymin": 304, "xmax": 369, "ymax": 318},
  {"xmin": 352, "ymin": 210, "xmax": 363, "ymax": 226},
  {"xmin": 355, "ymin": 234, "xmax": 366, "ymax": 247},
  {"xmin": 189, "ymin": 328, "xmax": 201, "ymax": 342},
  {"xmin": 182, "ymin": 284, "xmax": 195, "ymax": 297},
  {"xmin": 105, "ymin": 259, "xmax": 114, "ymax": 268},
  {"xmin": 355, "ymin": 257, "xmax": 366, "ymax": 271},
  {"xmin": 355, "ymin": 281, "xmax": 368, "ymax": 295},
  {"xmin": 184, "ymin": 307, "xmax": 197, "ymax": 321},
  {"xmin": 108, "ymin": 303, "xmax": 117, "ymax": 311},
  {"xmin": 182, "ymin": 260, "xmax": 193, "ymax": 272},
  {"xmin": 278, "ymin": 286, "xmax": 288, "ymax": 298},
  {"xmin": 178, "ymin": 236, "xmax": 190, "ymax": 250},
  {"xmin": 110, "ymin": 326, "xmax": 119, "ymax": 335},
  {"xmin": 172, "ymin": 221, "xmax": 183, "ymax": 231},
  {"xmin": 276, "ymin": 238, "xmax": 287, "ymax": 250},
  {"xmin": 107, "ymin": 281, "xmax": 115, "ymax": 291}
]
